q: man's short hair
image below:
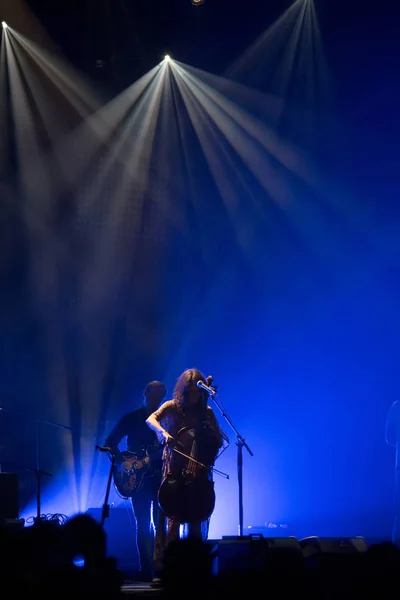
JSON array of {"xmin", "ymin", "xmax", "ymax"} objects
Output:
[{"xmin": 144, "ymin": 380, "xmax": 166, "ymax": 397}]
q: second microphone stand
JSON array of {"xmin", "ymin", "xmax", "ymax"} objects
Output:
[
  {"xmin": 96, "ymin": 445, "xmax": 116, "ymax": 527},
  {"xmin": 0, "ymin": 407, "xmax": 72, "ymax": 522},
  {"xmin": 34, "ymin": 416, "xmax": 72, "ymax": 522},
  {"xmin": 207, "ymin": 386, "xmax": 253, "ymax": 537}
]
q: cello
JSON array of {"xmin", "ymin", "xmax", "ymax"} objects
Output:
[{"xmin": 158, "ymin": 401, "xmax": 222, "ymax": 524}]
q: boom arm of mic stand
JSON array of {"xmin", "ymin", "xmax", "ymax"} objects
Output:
[
  {"xmin": 236, "ymin": 434, "xmax": 253, "ymax": 457},
  {"xmin": 209, "ymin": 395, "xmax": 253, "ymax": 457}
]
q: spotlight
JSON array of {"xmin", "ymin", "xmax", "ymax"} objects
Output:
[
  {"xmin": 191, "ymin": 0, "xmax": 204, "ymax": 5},
  {"xmin": 164, "ymin": 55, "xmax": 171, "ymax": 62},
  {"xmin": 2, "ymin": 21, "xmax": 8, "ymax": 29}
]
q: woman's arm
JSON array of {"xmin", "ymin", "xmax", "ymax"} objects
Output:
[{"xmin": 146, "ymin": 401, "xmax": 175, "ymax": 445}]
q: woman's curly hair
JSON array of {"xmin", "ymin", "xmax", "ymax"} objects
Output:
[{"xmin": 173, "ymin": 368, "xmax": 208, "ymax": 409}]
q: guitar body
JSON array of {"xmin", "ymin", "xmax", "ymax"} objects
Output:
[{"xmin": 112, "ymin": 445, "xmax": 163, "ymax": 498}]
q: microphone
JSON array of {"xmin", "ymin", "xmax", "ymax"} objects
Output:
[
  {"xmin": 96, "ymin": 445, "xmax": 111, "ymax": 452},
  {"xmin": 205, "ymin": 375, "xmax": 214, "ymax": 387},
  {"xmin": 197, "ymin": 380, "xmax": 217, "ymax": 395}
]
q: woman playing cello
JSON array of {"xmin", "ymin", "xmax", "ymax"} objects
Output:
[{"xmin": 146, "ymin": 368, "xmax": 226, "ymax": 578}]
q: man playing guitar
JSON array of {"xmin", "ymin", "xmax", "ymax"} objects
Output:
[{"xmin": 105, "ymin": 380, "xmax": 167, "ymax": 582}]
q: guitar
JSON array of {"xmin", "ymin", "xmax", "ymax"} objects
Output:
[{"xmin": 112, "ymin": 443, "xmax": 164, "ymax": 498}]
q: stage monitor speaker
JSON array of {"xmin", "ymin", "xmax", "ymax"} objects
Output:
[
  {"xmin": 300, "ymin": 536, "xmax": 368, "ymax": 557},
  {"xmin": 299, "ymin": 536, "xmax": 368, "ymax": 575},
  {"xmin": 86, "ymin": 506, "xmax": 139, "ymax": 576},
  {"xmin": 210, "ymin": 534, "xmax": 303, "ymax": 575},
  {"xmin": 0, "ymin": 473, "xmax": 19, "ymax": 519}
]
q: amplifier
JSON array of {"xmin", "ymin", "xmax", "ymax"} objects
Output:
[
  {"xmin": 0, "ymin": 518, "xmax": 25, "ymax": 531},
  {"xmin": 0, "ymin": 473, "xmax": 19, "ymax": 519}
]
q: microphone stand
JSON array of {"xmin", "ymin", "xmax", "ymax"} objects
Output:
[
  {"xmin": 0, "ymin": 407, "xmax": 72, "ymax": 523},
  {"xmin": 95, "ymin": 445, "xmax": 116, "ymax": 527},
  {"xmin": 207, "ymin": 388, "xmax": 253, "ymax": 537},
  {"xmin": 34, "ymin": 416, "xmax": 72, "ymax": 523}
]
